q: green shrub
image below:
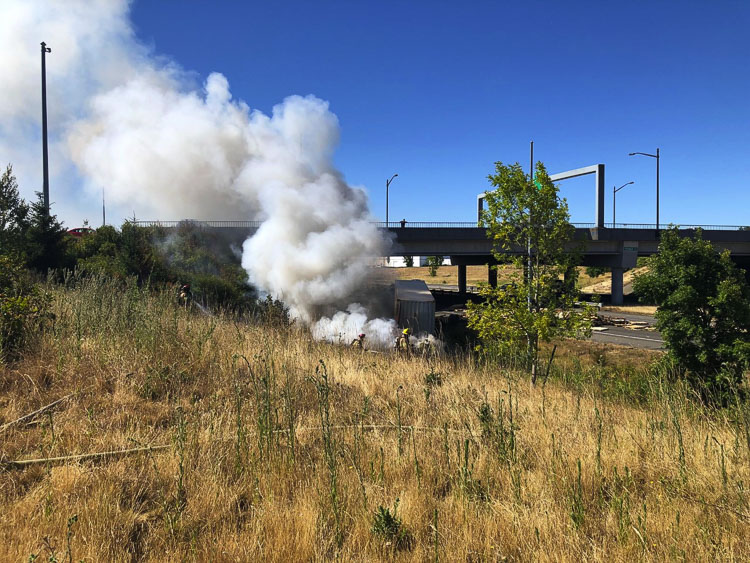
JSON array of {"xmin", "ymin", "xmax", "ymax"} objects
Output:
[
  {"xmin": 0, "ymin": 255, "xmax": 51, "ymax": 361},
  {"xmin": 371, "ymin": 499, "xmax": 413, "ymax": 551},
  {"xmin": 426, "ymin": 255, "xmax": 443, "ymax": 277},
  {"xmin": 633, "ymin": 227, "xmax": 750, "ymax": 404}
]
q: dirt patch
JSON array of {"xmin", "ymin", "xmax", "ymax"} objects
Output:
[
  {"xmin": 581, "ymin": 266, "xmax": 649, "ymax": 294},
  {"xmin": 601, "ymin": 305, "xmax": 657, "ymax": 316}
]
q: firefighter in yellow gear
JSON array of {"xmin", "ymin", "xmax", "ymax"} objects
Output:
[
  {"xmin": 351, "ymin": 333, "xmax": 366, "ymax": 349},
  {"xmin": 178, "ymin": 282, "xmax": 192, "ymax": 307},
  {"xmin": 395, "ymin": 328, "xmax": 412, "ymax": 353}
]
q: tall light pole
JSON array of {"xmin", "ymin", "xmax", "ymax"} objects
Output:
[
  {"xmin": 628, "ymin": 148, "xmax": 659, "ymax": 230},
  {"xmin": 613, "ymin": 181, "xmax": 634, "ymax": 225},
  {"xmin": 41, "ymin": 41, "xmax": 52, "ymax": 217},
  {"xmin": 385, "ymin": 173, "xmax": 398, "ymax": 227}
]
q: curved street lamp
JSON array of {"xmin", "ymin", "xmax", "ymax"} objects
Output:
[
  {"xmin": 385, "ymin": 173, "xmax": 398, "ymax": 228},
  {"xmin": 613, "ymin": 181, "xmax": 634, "ymax": 226},
  {"xmin": 628, "ymin": 148, "xmax": 660, "ymax": 230}
]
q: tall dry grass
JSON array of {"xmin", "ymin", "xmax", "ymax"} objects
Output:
[{"xmin": 0, "ymin": 274, "xmax": 748, "ymax": 561}]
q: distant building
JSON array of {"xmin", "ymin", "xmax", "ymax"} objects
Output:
[{"xmin": 383, "ymin": 256, "xmax": 452, "ymax": 267}]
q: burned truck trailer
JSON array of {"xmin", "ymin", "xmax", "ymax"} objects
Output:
[{"xmin": 394, "ymin": 279, "xmax": 435, "ymax": 335}]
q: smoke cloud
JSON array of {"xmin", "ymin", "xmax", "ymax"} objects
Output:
[
  {"xmin": 1, "ymin": 0, "xmax": 394, "ymax": 328},
  {"xmin": 312, "ymin": 304, "xmax": 398, "ymax": 350}
]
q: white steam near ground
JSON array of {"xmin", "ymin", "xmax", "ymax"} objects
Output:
[{"xmin": 0, "ymin": 0, "xmax": 404, "ymax": 347}]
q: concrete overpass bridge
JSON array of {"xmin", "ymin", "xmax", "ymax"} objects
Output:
[
  {"xmin": 386, "ymin": 222, "xmax": 750, "ymax": 304},
  {"xmin": 132, "ymin": 220, "xmax": 750, "ymax": 305}
]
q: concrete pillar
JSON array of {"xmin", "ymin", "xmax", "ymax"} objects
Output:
[
  {"xmin": 458, "ymin": 264, "xmax": 467, "ymax": 294},
  {"xmin": 488, "ymin": 265, "xmax": 497, "ymax": 288},
  {"xmin": 611, "ymin": 267, "xmax": 624, "ymax": 305}
]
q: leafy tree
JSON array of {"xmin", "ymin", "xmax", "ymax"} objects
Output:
[
  {"xmin": 0, "ymin": 165, "xmax": 30, "ymax": 257},
  {"xmin": 585, "ymin": 266, "xmax": 609, "ymax": 279},
  {"xmin": 633, "ymin": 227, "xmax": 750, "ymax": 402},
  {"xmin": 467, "ymin": 161, "xmax": 592, "ymax": 381},
  {"xmin": 426, "ymin": 255, "xmax": 443, "ymax": 277},
  {"xmin": 72, "ymin": 225, "xmax": 124, "ymax": 277},
  {"xmin": 117, "ymin": 222, "xmax": 169, "ymax": 283},
  {"xmin": 24, "ymin": 192, "xmax": 73, "ymax": 273},
  {"xmin": 404, "ymin": 255, "xmax": 414, "ymax": 268}
]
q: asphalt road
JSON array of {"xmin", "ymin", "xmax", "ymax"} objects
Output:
[
  {"xmin": 428, "ymin": 283, "xmax": 664, "ymax": 350},
  {"xmin": 592, "ymin": 311, "xmax": 663, "ymax": 349}
]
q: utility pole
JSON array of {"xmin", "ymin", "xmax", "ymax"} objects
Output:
[
  {"xmin": 41, "ymin": 41, "xmax": 51, "ymax": 217},
  {"xmin": 528, "ymin": 141, "xmax": 533, "ymax": 312},
  {"xmin": 385, "ymin": 173, "xmax": 398, "ymax": 264},
  {"xmin": 385, "ymin": 173, "xmax": 398, "ymax": 228},
  {"xmin": 613, "ymin": 181, "xmax": 634, "ymax": 225},
  {"xmin": 628, "ymin": 148, "xmax": 660, "ymax": 231}
]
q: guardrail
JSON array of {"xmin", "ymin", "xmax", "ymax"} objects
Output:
[
  {"xmin": 129, "ymin": 220, "xmax": 262, "ymax": 228},
  {"xmin": 130, "ymin": 220, "xmax": 750, "ymax": 232}
]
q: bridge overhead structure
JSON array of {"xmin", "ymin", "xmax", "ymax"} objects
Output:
[
  {"xmin": 387, "ymin": 225, "xmax": 750, "ymax": 305},
  {"xmin": 131, "ymin": 220, "xmax": 750, "ymax": 306}
]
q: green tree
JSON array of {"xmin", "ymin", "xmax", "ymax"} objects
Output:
[
  {"xmin": 467, "ymin": 161, "xmax": 592, "ymax": 381},
  {"xmin": 72, "ymin": 224, "xmax": 123, "ymax": 277},
  {"xmin": 117, "ymin": 222, "xmax": 169, "ymax": 283},
  {"xmin": 404, "ymin": 255, "xmax": 414, "ymax": 268},
  {"xmin": 426, "ymin": 255, "xmax": 443, "ymax": 277},
  {"xmin": 0, "ymin": 165, "xmax": 30, "ymax": 257},
  {"xmin": 633, "ymin": 227, "xmax": 750, "ymax": 402},
  {"xmin": 585, "ymin": 266, "xmax": 609, "ymax": 279},
  {"xmin": 24, "ymin": 192, "xmax": 73, "ymax": 273}
]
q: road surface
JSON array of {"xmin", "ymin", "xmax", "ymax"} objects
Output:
[{"xmin": 592, "ymin": 311, "xmax": 663, "ymax": 349}]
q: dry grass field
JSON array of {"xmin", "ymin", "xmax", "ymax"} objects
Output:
[
  {"xmin": 1, "ymin": 276, "xmax": 748, "ymax": 561},
  {"xmin": 395, "ymin": 265, "xmax": 494, "ymax": 286},
  {"xmin": 395, "ymin": 265, "xmax": 618, "ymax": 294}
]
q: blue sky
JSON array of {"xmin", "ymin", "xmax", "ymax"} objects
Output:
[
  {"xmin": 125, "ymin": 0, "xmax": 750, "ymax": 227},
  {"xmin": 3, "ymin": 1, "xmax": 748, "ymax": 227}
]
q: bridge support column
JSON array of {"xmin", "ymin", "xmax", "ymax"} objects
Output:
[
  {"xmin": 611, "ymin": 267, "xmax": 624, "ymax": 306},
  {"xmin": 564, "ymin": 266, "xmax": 576, "ymax": 292},
  {"xmin": 488, "ymin": 265, "xmax": 497, "ymax": 288},
  {"xmin": 458, "ymin": 264, "xmax": 467, "ymax": 294}
]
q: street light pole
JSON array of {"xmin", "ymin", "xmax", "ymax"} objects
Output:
[
  {"xmin": 628, "ymin": 148, "xmax": 660, "ymax": 230},
  {"xmin": 41, "ymin": 41, "xmax": 52, "ymax": 217},
  {"xmin": 612, "ymin": 181, "xmax": 634, "ymax": 225},
  {"xmin": 385, "ymin": 173, "xmax": 398, "ymax": 228}
]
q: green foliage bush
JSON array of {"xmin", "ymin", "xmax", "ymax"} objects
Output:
[
  {"xmin": 371, "ymin": 499, "xmax": 413, "ymax": 551},
  {"xmin": 0, "ymin": 165, "xmax": 270, "ymax": 318},
  {"xmin": 0, "ymin": 255, "xmax": 51, "ymax": 362},
  {"xmin": 426, "ymin": 255, "xmax": 443, "ymax": 276},
  {"xmin": 585, "ymin": 266, "xmax": 609, "ymax": 278},
  {"xmin": 633, "ymin": 227, "xmax": 750, "ymax": 403}
]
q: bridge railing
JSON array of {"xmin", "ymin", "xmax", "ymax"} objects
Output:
[
  {"xmin": 382, "ymin": 222, "xmax": 750, "ymax": 231},
  {"xmin": 129, "ymin": 220, "xmax": 263, "ymax": 228},
  {"xmin": 129, "ymin": 220, "xmax": 750, "ymax": 232}
]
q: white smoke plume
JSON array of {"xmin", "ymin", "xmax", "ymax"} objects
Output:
[
  {"xmin": 312, "ymin": 304, "xmax": 398, "ymax": 351},
  {"xmin": 1, "ymin": 0, "xmax": 393, "ymax": 328}
]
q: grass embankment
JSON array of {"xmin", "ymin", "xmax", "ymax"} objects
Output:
[
  {"xmin": 1, "ymin": 277, "xmax": 748, "ymax": 561},
  {"xmin": 396, "ymin": 265, "xmax": 622, "ymax": 294},
  {"xmin": 396, "ymin": 265, "xmax": 491, "ymax": 286}
]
